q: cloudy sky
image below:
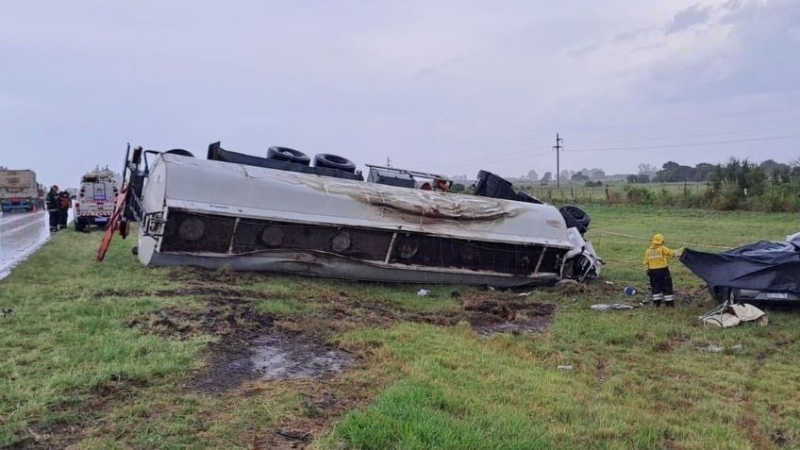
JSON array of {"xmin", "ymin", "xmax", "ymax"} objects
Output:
[{"xmin": 1, "ymin": 0, "xmax": 798, "ymax": 188}]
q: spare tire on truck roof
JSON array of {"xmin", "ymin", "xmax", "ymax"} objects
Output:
[
  {"xmin": 314, "ymin": 154, "xmax": 357, "ymax": 173},
  {"xmin": 267, "ymin": 146, "xmax": 311, "ymax": 166},
  {"xmin": 165, "ymin": 149, "xmax": 194, "ymax": 157}
]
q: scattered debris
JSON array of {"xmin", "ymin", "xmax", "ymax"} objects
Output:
[
  {"xmin": 591, "ymin": 303, "xmax": 634, "ymax": 312},
  {"xmin": 557, "ymin": 365, "xmax": 574, "ymax": 371},
  {"xmin": 450, "ymin": 290, "xmax": 461, "ymax": 298},
  {"xmin": 0, "ymin": 308, "xmax": 13, "ymax": 317},
  {"xmin": 696, "ymin": 343, "xmax": 726, "ymax": 353},
  {"xmin": 623, "ymin": 286, "xmax": 637, "ymax": 296},
  {"xmin": 696, "ymin": 343, "xmax": 743, "ymax": 353},
  {"xmin": 700, "ymin": 303, "xmax": 768, "ymax": 328},
  {"xmin": 417, "ymin": 289, "xmax": 430, "ymax": 297},
  {"xmin": 516, "ymin": 292, "xmax": 532, "ymax": 297},
  {"xmin": 555, "ymin": 279, "xmax": 578, "ymax": 287},
  {"xmin": 274, "ymin": 429, "xmax": 311, "ymax": 442}
]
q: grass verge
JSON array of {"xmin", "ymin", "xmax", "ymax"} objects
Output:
[{"xmin": 0, "ymin": 206, "xmax": 799, "ymax": 449}]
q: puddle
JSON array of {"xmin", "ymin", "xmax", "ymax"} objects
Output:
[
  {"xmin": 251, "ymin": 334, "xmax": 355, "ymax": 380},
  {"xmin": 191, "ymin": 332, "xmax": 355, "ymax": 393}
]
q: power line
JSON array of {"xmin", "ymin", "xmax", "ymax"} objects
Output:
[
  {"xmin": 576, "ymin": 123, "xmax": 799, "ymax": 146},
  {"xmin": 406, "ymin": 149, "xmax": 550, "ymax": 170},
  {"xmin": 390, "ymin": 132, "xmax": 799, "ymax": 173},
  {"xmin": 567, "ymin": 134, "xmax": 800, "ymax": 153}
]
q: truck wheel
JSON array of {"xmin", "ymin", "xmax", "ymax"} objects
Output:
[
  {"xmin": 75, "ymin": 218, "xmax": 85, "ymax": 232},
  {"xmin": 267, "ymin": 146, "xmax": 311, "ymax": 166},
  {"xmin": 559, "ymin": 205, "xmax": 591, "ymax": 234},
  {"xmin": 165, "ymin": 149, "xmax": 194, "ymax": 157},
  {"xmin": 314, "ymin": 154, "xmax": 356, "ymax": 173}
]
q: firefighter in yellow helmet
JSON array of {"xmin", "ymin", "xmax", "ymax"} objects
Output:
[{"xmin": 643, "ymin": 234, "xmax": 684, "ymax": 307}]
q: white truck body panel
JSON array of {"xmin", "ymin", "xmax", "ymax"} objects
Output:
[{"xmin": 130, "ymin": 153, "xmax": 601, "ymax": 287}]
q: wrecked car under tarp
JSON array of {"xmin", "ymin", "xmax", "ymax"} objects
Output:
[
  {"xmin": 98, "ymin": 143, "xmax": 602, "ymax": 287},
  {"xmin": 681, "ymin": 233, "xmax": 800, "ymax": 302}
]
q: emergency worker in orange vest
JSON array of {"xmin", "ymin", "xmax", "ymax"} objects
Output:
[{"xmin": 57, "ymin": 191, "xmax": 72, "ymax": 229}]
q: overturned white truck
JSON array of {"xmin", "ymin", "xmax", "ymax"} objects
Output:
[{"xmin": 98, "ymin": 143, "xmax": 602, "ymax": 287}]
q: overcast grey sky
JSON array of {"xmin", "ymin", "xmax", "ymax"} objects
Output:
[{"xmin": 1, "ymin": 0, "xmax": 798, "ymax": 188}]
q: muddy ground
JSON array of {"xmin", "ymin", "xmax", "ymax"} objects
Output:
[
  {"xmin": 122, "ymin": 279, "xmax": 558, "ymax": 449},
  {"xmin": 17, "ymin": 271, "xmax": 558, "ymax": 450},
  {"xmin": 124, "ymin": 284, "xmax": 558, "ymax": 394}
]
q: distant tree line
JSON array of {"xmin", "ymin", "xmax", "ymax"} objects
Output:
[
  {"xmin": 625, "ymin": 159, "xmax": 794, "ymax": 184},
  {"xmin": 620, "ymin": 158, "xmax": 800, "ymax": 212}
]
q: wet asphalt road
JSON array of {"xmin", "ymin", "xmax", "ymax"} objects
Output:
[{"xmin": 0, "ymin": 211, "xmax": 73, "ymax": 280}]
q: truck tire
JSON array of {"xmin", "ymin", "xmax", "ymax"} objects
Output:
[
  {"xmin": 267, "ymin": 146, "xmax": 311, "ymax": 166},
  {"xmin": 474, "ymin": 171, "xmax": 517, "ymax": 201},
  {"xmin": 75, "ymin": 217, "xmax": 86, "ymax": 232},
  {"xmin": 559, "ymin": 205, "xmax": 591, "ymax": 233},
  {"xmin": 165, "ymin": 149, "xmax": 194, "ymax": 157},
  {"xmin": 314, "ymin": 154, "xmax": 357, "ymax": 173},
  {"xmin": 516, "ymin": 191, "xmax": 543, "ymax": 204}
]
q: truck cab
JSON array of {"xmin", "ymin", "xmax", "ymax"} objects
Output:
[{"xmin": 74, "ymin": 168, "xmax": 120, "ymax": 231}]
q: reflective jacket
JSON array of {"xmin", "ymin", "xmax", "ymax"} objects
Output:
[
  {"xmin": 643, "ymin": 234, "xmax": 679, "ymax": 270},
  {"xmin": 46, "ymin": 190, "xmax": 59, "ymax": 211}
]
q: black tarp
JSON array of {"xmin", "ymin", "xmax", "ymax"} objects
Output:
[{"xmin": 680, "ymin": 241, "xmax": 800, "ymax": 293}]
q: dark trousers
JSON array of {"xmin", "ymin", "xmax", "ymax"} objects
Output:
[
  {"xmin": 48, "ymin": 210, "xmax": 59, "ymax": 230},
  {"xmin": 648, "ymin": 268, "xmax": 673, "ymax": 295},
  {"xmin": 58, "ymin": 208, "xmax": 68, "ymax": 227}
]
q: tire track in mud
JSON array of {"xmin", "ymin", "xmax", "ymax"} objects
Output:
[{"xmin": 739, "ymin": 336, "xmax": 800, "ymax": 450}]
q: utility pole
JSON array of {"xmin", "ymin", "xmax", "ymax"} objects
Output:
[{"xmin": 553, "ymin": 133, "xmax": 563, "ymax": 188}]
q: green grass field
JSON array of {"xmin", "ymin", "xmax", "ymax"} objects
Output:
[{"xmin": 2, "ymin": 206, "xmax": 799, "ymax": 449}]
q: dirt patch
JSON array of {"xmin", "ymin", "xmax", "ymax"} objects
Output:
[
  {"xmin": 95, "ymin": 286, "xmax": 270, "ymax": 300},
  {"xmin": 128, "ymin": 292, "xmax": 556, "ymax": 395},
  {"xmin": 167, "ymin": 267, "xmax": 264, "ymax": 285},
  {"xmin": 126, "ymin": 299, "xmax": 274, "ymax": 339},
  {"xmin": 118, "ymin": 289, "xmax": 556, "ymax": 448},
  {"xmin": 463, "ymin": 298, "xmax": 556, "ymax": 336}
]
